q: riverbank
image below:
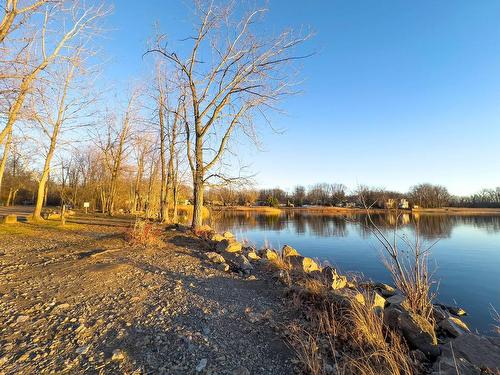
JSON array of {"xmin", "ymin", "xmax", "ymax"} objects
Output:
[
  {"xmin": 213, "ymin": 205, "xmax": 500, "ymax": 216},
  {"xmin": 2, "ymin": 221, "xmax": 499, "ymax": 374},
  {"xmin": 201, "ymin": 228, "xmax": 500, "ymax": 374},
  {"xmin": 0, "ymin": 222, "xmax": 295, "ymax": 374}
]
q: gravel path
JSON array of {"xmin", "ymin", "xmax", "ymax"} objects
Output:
[{"xmin": 0, "ymin": 224, "xmax": 296, "ymax": 374}]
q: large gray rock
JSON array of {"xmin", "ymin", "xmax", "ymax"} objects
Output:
[
  {"xmin": 438, "ymin": 316, "xmax": 469, "ymax": 337},
  {"xmin": 440, "ymin": 333, "xmax": 500, "ymax": 370},
  {"xmin": 215, "ymin": 239, "xmax": 242, "ymax": 253},
  {"xmin": 384, "ymin": 305, "xmax": 439, "ymax": 358},
  {"xmin": 282, "ymin": 245, "xmax": 300, "ymax": 258},
  {"xmin": 432, "ymin": 354, "xmax": 480, "ymax": 375},
  {"xmin": 288, "ymin": 256, "xmax": 320, "ymax": 273},
  {"xmin": 205, "ymin": 252, "xmax": 225, "ymax": 264},
  {"xmin": 225, "ymin": 253, "xmax": 253, "ymax": 273}
]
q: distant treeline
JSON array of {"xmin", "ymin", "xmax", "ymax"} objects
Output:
[{"xmin": 205, "ymin": 183, "xmax": 500, "ymax": 209}]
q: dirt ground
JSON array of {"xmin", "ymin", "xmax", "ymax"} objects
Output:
[{"xmin": 0, "ymin": 223, "xmax": 296, "ymax": 375}]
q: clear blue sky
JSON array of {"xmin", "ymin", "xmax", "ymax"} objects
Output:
[{"xmin": 103, "ymin": 0, "xmax": 500, "ymax": 196}]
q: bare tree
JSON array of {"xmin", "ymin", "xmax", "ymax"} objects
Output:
[
  {"xmin": 0, "ymin": 1, "xmax": 108, "ymax": 145},
  {"xmin": 0, "ymin": 0, "xmax": 54, "ymax": 44},
  {"xmin": 31, "ymin": 58, "xmax": 77, "ymax": 220},
  {"xmin": 149, "ymin": 1, "xmax": 311, "ymax": 229}
]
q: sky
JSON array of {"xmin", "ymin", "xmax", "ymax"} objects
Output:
[{"xmin": 102, "ymin": 0, "xmax": 500, "ymax": 196}]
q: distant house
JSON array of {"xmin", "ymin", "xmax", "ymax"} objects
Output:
[{"xmin": 399, "ymin": 199, "xmax": 409, "ymax": 209}]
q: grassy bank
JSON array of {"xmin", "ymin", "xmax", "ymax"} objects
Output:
[{"xmin": 212, "ymin": 205, "xmax": 282, "ymax": 214}]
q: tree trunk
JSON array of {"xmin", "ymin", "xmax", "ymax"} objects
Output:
[
  {"xmin": 191, "ymin": 136, "xmax": 204, "ymax": 229},
  {"xmin": 0, "ymin": 129, "xmax": 13, "ymax": 198}
]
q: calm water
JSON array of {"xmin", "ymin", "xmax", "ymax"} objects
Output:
[{"xmin": 213, "ymin": 211, "xmax": 500, "ymax": 333}]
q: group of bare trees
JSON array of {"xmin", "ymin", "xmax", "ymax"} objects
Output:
[
  {"xmin": 1, "ymin": 1, "xmax": 308, "ymax": 228},
  {"xmin": 0, "ymin": 0, "xmax": 109, "ymax": 220}
]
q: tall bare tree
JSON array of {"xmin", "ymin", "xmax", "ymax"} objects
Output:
[
  {"xmin": 0, "ymin": 1, "xmax": 108, "ymax": 145},
  {"xmin": 149, "ymin": 1, "xmax": 310, "ymax": 229},
  {"xmin": 0, "ymin": 0, "xmax": 54, "ymax": 44}
]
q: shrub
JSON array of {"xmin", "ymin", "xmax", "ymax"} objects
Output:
[{"xmin": 127, "ymin": 219, "xmax": 163, "ymax": 247}]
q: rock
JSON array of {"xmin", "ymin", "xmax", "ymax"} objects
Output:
[
  {"xmin": 205, "ymin": 252, "xmax": 225, "ymax": 264},
  {"xmin": 52, "ymin": 303, "xmax": 70, "ymax": 312},
  {"xmin": 321, "ymin": 266, "xmax": 335, "ymax": 281},
  {"xmin": 216, "ymin": 239, "xmax": 242, "ymax": 253},
  {"xmin": 374, "ymin": 282, "xmax": 396, "ymax": 297},
  {"xmin": 196, "ymin": 358, "xmax": 208, "ymax": 372},
  {"xmin": 210, "ymin": 233, "xmax": 225, "ymax": 242},
  {"xmin": 261, "ymin": 248, "xmax": 278, "ymax": 261},
  {"xmin": 216, "ymin": 263, "xmax": 230, "ymax": 272},
  {"xmin": 76, "ymin": 345, "xmax": 90, "ymax": 355},
  {"xmin": 384, "ymin": 306, "xmax": 439, "ymax": 358},
  {"xmin": 432, "ymin": 304, "xmax": 449, "ymax": 322},
  {"xmin": 440, "ymin": 333, "xmax": 500, "ymax": 370},
  {"xmin": 331, "ymin": 274, "xmax": 347, "ymax": 290},
  {"xmin": 385, "ymin": 293, "xmax": 405, "ymax": 306},
  {"xmin": 282, "ymin": 245, "xmax": 300, "ymax": 257},
  {"xmin": 232, "ymin": 366, "xmax": 250, "ymax": 375},
  {"xmin": 433, "ymin": 354, "xmax": 481, "ymax": 375},
  {"xmin": 372, "ymin": 291, "xmax": 386, "ymax": 312},
  {"xmin": 222, "ymin": 231, "xmax": 234, "ymax": 239},
  {"xmin": 289, "ymin": 256, "xmax": 320, "ymax": 273},
  {"xmin": 16, "ymin": 315, "xmax": 29, "ymax": 323},
  {"xmin": 438, "ymin": 316, "xmax": 470, "ymax": 337},
  {"xmin": 225, "ymin": 253, "xmax": 253, "ymax": 273},
  {"xmin": 437, "ymin": 303, "xmax": 467, "ymax": 317},
  {"xmin": 246, "ymin": 250, "xmax": 261, "ymax": 261},
  {"xmin": 111, "ymin": 349, "xmax": 125, "ymax": 361}
]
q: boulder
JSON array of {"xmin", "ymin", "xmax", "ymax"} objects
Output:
[
  {"xmin": 225, "ymin": 253, "xmax": 253, "ymax": 273},
  {"xmin": 261, "ymin": 248, "xmax": 278, "ymax": 261},
  {"xmin": 432, "ymin": 304, "xmax": 449, "ymax": 322},
  {"xmin": 289, "ymin": 256, "xmax": 320, "ymax": 273},
  {"xmin": 440, "ymin": 333, "xmax": 500, "ymax": 370},
  {"xmin": 0, "ymin": 215, "xmax": 17, "ymax": 224},
  {"xmin": 210, "ymin": 233, "xmax": 226, "ymax": 242},
  {"xmin": 384, "ymin": 305, "xmax": 439, "ymax": 358},
  {"xmin": 246, "ymin": 251, "xmax": 261, "ymax": 261},
  {"xmin": 332, "ymin": 274, "xmax": 347, "ymax": 290},
  {"xmin": 216, "ymin": 239, "xmax": 242, "ymax": 253},
  {"xmin": 372, "ymin": 291, "xmax": 386, "ymax": 312},
  {"xmin": 438, "ymin": 316, "xmax": 470, "ymax": 337},
  {"xmin": 216, "ymin": 263, "xmax": 230, "ymax": 272},
  {"xmin": 222, "ymin": 231, "xmax": 234, "ymax": 239},
  {"xmin": 437, "ymin": 303, "xmax": 467, "ymax": 317},
  {"xmin": 432, "ymin": 354, "xmax": 481, "ymax": 375},
  {"xmin": 385, "ymin": 293, "xmax": 406, "ymax": 306},
  {"xmin": 374, "ymin": 282, "xmax": 396, "ymax": 297},
  {"xmin": 282, "ymin": 245, "xmax": 300, "ymax": 258},
  {"xmin": 205, "ymin": 252, "xmax": 225, "ymax": 264}
]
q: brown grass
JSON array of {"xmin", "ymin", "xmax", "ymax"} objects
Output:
[
  {"xmin": 213, "ymin": 205, "xmax": 282, "ymax": 214},
  {"xmin": 287, "ymin": 289, "xmax": 414, "ymax": 375},
  {"xmin": 126, "ymin": 219, "xmax": 163, "ymax": 247}
]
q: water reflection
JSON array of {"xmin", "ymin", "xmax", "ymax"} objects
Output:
[{"xmin": 214, "ymin": 211, "xmax": 500, "ymax": 239}]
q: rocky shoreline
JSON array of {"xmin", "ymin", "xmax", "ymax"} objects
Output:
[{"xmin": 199, "ymin": 228, "xmax": 500, "ymax": 374}]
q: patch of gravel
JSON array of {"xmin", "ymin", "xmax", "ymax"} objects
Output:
[{"xmin": 0, "ymin": 225, "xmax": 296, "ymax": 374}]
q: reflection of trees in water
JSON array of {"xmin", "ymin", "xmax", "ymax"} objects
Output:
[
  {"xmin": 216, "ymin": 211, "xmax": 500, "ymax": 239},
  {"xmin": 293, "ymin": 213, "xmax": 348, "ymax": 237},
  {"xmin": 454, "ymin": 215, "xmax": 500, "ymax": 234}
]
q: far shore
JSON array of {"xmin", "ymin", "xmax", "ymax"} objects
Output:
[{"xmin": 211, "ymin": 205, "xmax": 500, "ymax": 215}]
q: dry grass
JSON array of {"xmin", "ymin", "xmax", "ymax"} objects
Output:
[
  {"xmin": 126, "ymin": 219, "xmax": 163, "ymax": 247},
  {"xmin": 177, "ymin": 204, "xmax": 210, "ymax": 220},
  {"xmin": 215, "ymin": 205, "xmax": 282, "ymax": 214},
  {"xmin": 288, "ymin": 289, "xmax": 414, "ymax": 375}
]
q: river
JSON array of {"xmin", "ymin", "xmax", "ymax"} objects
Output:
[{"xmin": 212, "ymin": 210, "xmax": 500, "ymax": 333}]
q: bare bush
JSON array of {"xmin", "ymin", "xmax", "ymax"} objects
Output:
[{"xmin": 126, "ymin": 219, "xmax": 163, "ymax": 247}]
